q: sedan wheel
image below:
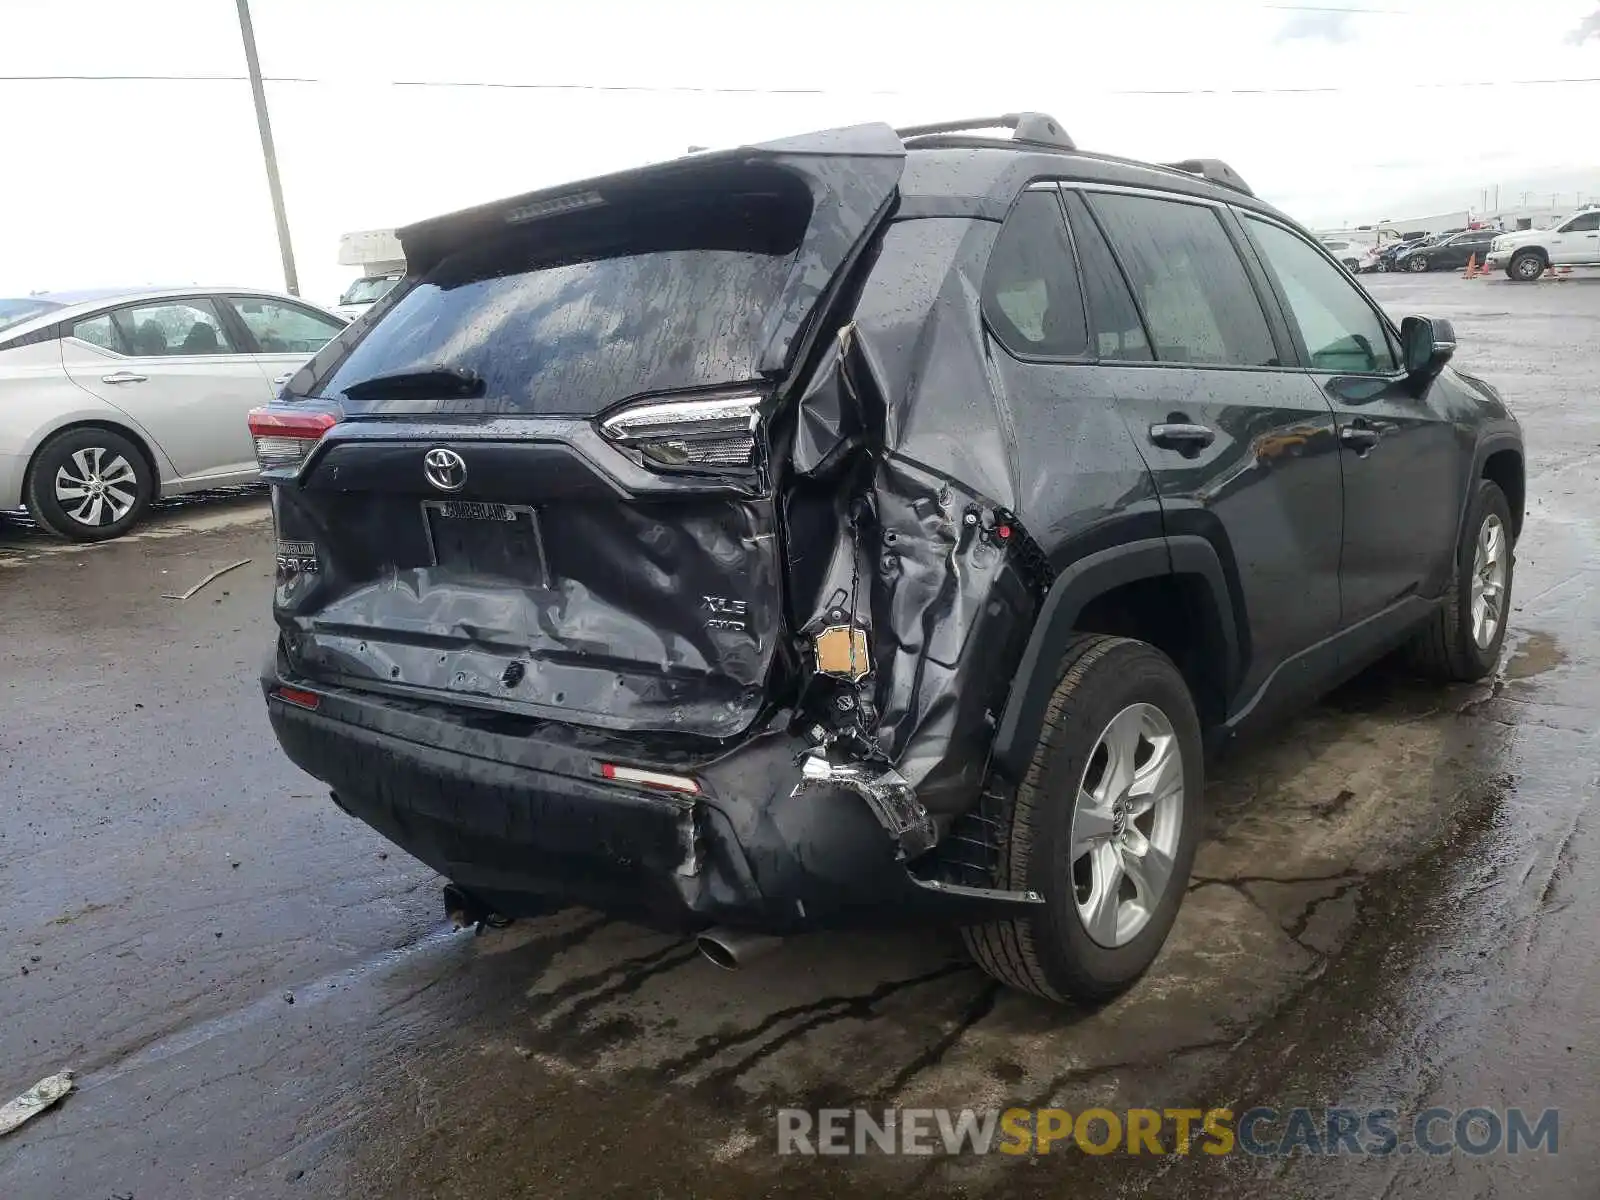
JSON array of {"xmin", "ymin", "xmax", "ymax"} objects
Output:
[
  {"xmin": 24, "ymin": 427, "xmax": 153, "ymax": 542},
  {"xmin": 1408, "ymin": 255, "xmax": 1430, "ymax": 272}
]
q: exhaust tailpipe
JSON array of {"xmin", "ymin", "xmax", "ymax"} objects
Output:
[{"xmin": 696, "ymin": 927, "xmax": 784, "ymax": 970}]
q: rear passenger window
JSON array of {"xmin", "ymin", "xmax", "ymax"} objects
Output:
[
  {"xmin": 981, "ymin": 189, "xmax": 1087, "ymax": 358},
  {"xmin": 1061, "ymin": 191, "xmax": 1152, "ymax": 361},
  {"xmin": 70, "ymin": 313, "xmax": 127, "ymax": 354},
  {"xmin": 1087, "ymin": 193, "xmax": 1278, "ymax": 368}
]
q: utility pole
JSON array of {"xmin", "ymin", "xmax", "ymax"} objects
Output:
[{"xmin": 235, "ymin": 0, "xmax": 299, "ymax": 295}]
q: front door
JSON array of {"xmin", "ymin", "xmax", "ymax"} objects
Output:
[
  {"xmin": 1548, "ymin": 210, "xmax": 1600, "ymax": 264},
  {"xmin": 60, "ymin": 296, "xmax": 269, "ymax": 479},
  {"xmin": 1063, "ymin": 188, "xmax": 1345, "ymax": 703},
  {"xmin": 1238, "ymin": 213, "xmax": 1464, "ymax": 625}
]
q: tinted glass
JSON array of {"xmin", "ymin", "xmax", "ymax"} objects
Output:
[
  {"xmin": 981, "ymin": 190, "xmax": 1087, "ymax": 357},
  {"xmin": 1563, "ymin": 212, "xmax": 1600, "ymax": 232},
  {"xmin": 229, "ymin": 297, "xmax": 344, "ymax": 354},
  {"xmin": 1061, "ymin": 190, "xmax": 1152, "ymax": 361},
  {"xmin": 1088, "ymin": 193, "xmax": 1278, "ymax": 367},
  {"xmin": 70, "ymin": 313, "xmax": 126, "ymax": 354},
  {"xmin": 1244, "ymin": 215, "xmax": 1398, "ymax": 374},
  {"xmin": 111, "ymin": 299, "xmax": 236, "ymax": 357},
  {"xmin": 316, "ymin": 189, "xmax": 808, "ymax": 416}
]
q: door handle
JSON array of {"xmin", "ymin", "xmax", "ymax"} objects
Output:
[
  {"xmin": 1340, "ymin": 422, "xmax": 1380, "ymax": 452},
  {"xmin": 1148, "ymin": 422, "xmax": 1216, "ymax": 450},
  {"xmin": 101, "ymin": 371, "xmax": 148, "ymax": 384}
]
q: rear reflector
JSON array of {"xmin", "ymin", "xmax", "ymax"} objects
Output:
[
  {"xmin": 270, "ymin": 686, "xmax": 321, "ymax": 711},
  {"xmin": 247, "ymin": 408, "xmax": 338, "ymax": 472},
  {"xmin": 599, "ymin": 763, "xmax": 701, "ymax": 795}
]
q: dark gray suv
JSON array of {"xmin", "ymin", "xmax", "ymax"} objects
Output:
[{"xmin": 252, "ymin": 114, "xmax": 1523, "ymax": 1003}]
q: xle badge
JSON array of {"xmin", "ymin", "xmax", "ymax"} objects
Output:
[{"xmin": 704, "ymin": 595, "xmax": 749, "ymax": 631}]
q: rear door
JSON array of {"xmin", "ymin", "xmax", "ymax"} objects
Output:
[
  {"xmin": 223, "ymin": 295, "xmax": 346, "ymax": 393},
  {"xmin": 1238, "ymin": 212, "xmax": 1463, "ymax": 623},
  {"xmin": 61, "ymin": 296, "xmax": 267, "ymax": 479},
  {"xmin": 270, "ymin": 128, "xmax": 905, "ymax": 738},
  {"xmin": 1062, "ymin": 187, "xmax": 1344, "ymax": 703}
]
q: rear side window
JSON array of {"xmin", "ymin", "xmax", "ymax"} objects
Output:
[
  {"xmin": 1061, "ymin": 191, "xmax": 1152, "ymax": 361},
  {"xmin": 70, "ymin": 313, "xmax": 127, "ymax": 354},
  {"xmin": 316, "ymin": 187, "xmax": 810, "ymax": 415},
  {"xmin": 1087, "ymin": 193, "xmax": 1278, "ymax": 368},
  {"xmin": 228, "ymin": 297, "xmax": 344, "ymax": 354},
  {"xmin": 981, "ymin": 190, "xmax": 1087, "ymax": 357}
]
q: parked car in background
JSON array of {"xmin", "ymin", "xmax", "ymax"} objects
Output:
[
  {"xmin": 335, "ymin": 229, "xmax": 406, "ymax": 321},
  {"xmin": 1373, "ymin": 237, "xmax": 1429, "ymax": 272},
  {"xmin": 1394, "ymin": 228, "xmax": 1498, "ymax": 272},
  {"xmin": 253, "ymin": 113, "xmax": 1523, "ymax": 1005},
  {"xmin": 1486, "ymin": 207, "xmax": 1600, "ymax": 280},
  {"xmin": 0, "ymin": 286, "xmax": 347, "ymax": 540},
  {"xmin": 1321, "ymin": 239, "xmax": 1365, "ymax": 271}
]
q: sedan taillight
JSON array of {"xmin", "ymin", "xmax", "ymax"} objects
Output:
[{"xmin": 247, "ymin": 408, "xmax": 337, "ymax": 472}]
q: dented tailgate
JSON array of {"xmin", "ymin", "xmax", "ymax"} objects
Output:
[{"xmin": 269, "ymin": 127, "xmax": 904, "ymax": 739}]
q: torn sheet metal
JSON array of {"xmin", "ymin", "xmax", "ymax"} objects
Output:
[
  {"xmin": 0, "ymin": 1071, "xmax": 74, "ymax": 1136},
  {"xmin": 783, "ymin": 216, "xmax": 1041, "ymax": 814}
]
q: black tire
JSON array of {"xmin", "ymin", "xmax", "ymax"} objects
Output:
[
  {"xmin": 1408, "ymin": 480, "xmax": 1514, "ymax": 682},
  {"xmin": 1408, "ymin": 255, "xmax": 1430, "ymax": 272},
  {"xmin": 24, "ymin": 427, "xmax": 153, "ymax": 542},
  {"xmin": 962, "ymin": 635, "xmax": 1204, "ymax": 1003},
  {"xmin": 1342, "ymin": 258, "xmax": 1360, "ymax": 273},
  {"xmin": 1508, "ymin": 250, "xmax": 1545, "ymax": 282}
]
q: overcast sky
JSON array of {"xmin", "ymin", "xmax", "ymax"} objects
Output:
[{"xmin": 2, "ymin": 0, "xmax": 1597, "ymax": 302}]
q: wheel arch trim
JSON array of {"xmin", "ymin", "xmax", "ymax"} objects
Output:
[{"xmin": 990, "ymin": 535, "xmax": 1239, "ymax": 781}]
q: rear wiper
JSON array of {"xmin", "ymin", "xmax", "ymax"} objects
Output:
[{"xmin": 339, "ymin": 365, "xmax": 485, "ymax": 402}]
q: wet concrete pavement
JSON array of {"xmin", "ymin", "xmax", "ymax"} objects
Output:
[{"xmin": 1, "ymin": 273, "xmax": 1596, "ymax": 1198}]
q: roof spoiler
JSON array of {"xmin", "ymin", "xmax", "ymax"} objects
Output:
[
  {"xmin": 896, "ymin": 112, "xmax": 1076, "ymax": 152},
  {"xmin": 1160, "ymin": 158, "xmax": 1255, "ymax": 198}
]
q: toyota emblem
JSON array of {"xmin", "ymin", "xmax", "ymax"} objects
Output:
[{"xmin": 423, "ymin": 447, "xmax": 467, "ymax": 492}]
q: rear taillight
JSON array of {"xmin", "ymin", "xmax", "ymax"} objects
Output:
[
  {"xmin": 598, "ymin": 393, "xmax": 761, "ymax": 470},
  {"xmin": 248, "ymin": 408, "xmax": 338, "ymax": 472},
  {"xmin": 269, "ymin": 686, "xmax": 321, "ymax": 711}
]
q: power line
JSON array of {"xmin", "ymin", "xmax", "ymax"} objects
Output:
[{"xmin": 1, "ymin": 74, "xmax": 1597, "ymax": 95}]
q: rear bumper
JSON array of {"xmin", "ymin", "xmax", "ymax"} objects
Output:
[{"xmin": 262, "ymin": 661, "xmax": 1036, "ymax": 932}]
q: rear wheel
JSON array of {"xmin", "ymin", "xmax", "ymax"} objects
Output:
[
  {"xmin": 1408, "ymin": 255, "xmax": 1430, "ymax": 272},
  {"xmin": 962, "ymin": 635, "xmax": 1203, "ymax": 1003},
  {"xmin": 1508, "ymin": 250, "xmax": 1545, "ymax": 281},
  {"xmin": 24, "ymin": 427, "xmax": 153, "ymax": 542},
  {"xmin": 1408, "ymin": 480, "xmax": 1513, "ymax": 681}
]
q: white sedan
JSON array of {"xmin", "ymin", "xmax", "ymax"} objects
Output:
[{"xmin": 0, "ymin": 286, "xmax": 347, "ymax": 540}]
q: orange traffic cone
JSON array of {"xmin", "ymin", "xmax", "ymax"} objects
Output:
[{"xmin": 1462, "ymin": 254, "xmax": 1478, "ymax": 279}]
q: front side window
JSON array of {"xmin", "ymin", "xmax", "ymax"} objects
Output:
[
  {"xmin": 1561, "ymin": 212, "xmax": 1600, "ymax": 232},
  {"xmin": 229, "ymin": 297, "xmax": 344, "ymax": 354},
  {"xmin": 1243, "ymin": 215, "xmax": 1397, "ymax": 374},
  {"xmin": 110, "ymin": 299, "xmax": 237, "ymax": 357},
  {"xmin": 980, "ymin": 189, "xmax": 1087, "ymax": 358},
  {"xmin": 1087, "ymin": 193, "xmax": 1278, "ymax": 367}
]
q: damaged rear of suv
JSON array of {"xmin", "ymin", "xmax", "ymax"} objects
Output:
[{"xmin": 258, "ymin": 114, "xmax": 1523, "ymax": 1003}]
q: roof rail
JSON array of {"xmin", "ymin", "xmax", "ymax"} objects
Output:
[
  {"xmin": 896, "ymin": 112, "xmax": 1076, "ymax": 152},
  {"xmin": 1160, "ymin": 158, "xmax": 1255, "ymax": 198}
]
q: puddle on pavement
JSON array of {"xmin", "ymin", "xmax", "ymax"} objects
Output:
[
  {"xmin": 1504, "ymin": 629, "xmax": 1566, "ymax": 680},
  {"xmin": 315, "ymin": 654, "xmax": 1522, "ymax": 1199}
]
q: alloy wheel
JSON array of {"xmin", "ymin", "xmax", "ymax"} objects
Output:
[
  {"xmin": 54, "ymin": 446, "xmax": 139, "ymax": 528},
  {"xmin": 1070, "ymin": 703, "xmax": 1185, "ymax": 948},
  {"xmin": 1471, "ymin": 513, "xmax": 1508, "ymax": 648}
]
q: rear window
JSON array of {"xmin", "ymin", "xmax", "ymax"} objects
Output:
[{"xmin": 316, "ymin": 187, "xmax": 810, "ymax": 416}]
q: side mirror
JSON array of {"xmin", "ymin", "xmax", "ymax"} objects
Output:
[{"xmin": 1401, "ymin": 315, "xmax": 1456, "ymax": 378}]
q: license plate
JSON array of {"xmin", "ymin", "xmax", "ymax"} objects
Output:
[{"xmin": 422, "ymin": 500, "xmax": 549, "ymax": 587}]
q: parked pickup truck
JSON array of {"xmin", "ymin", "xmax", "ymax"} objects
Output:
[{"xmin": 1486, "ymin": 208, "xmax": 1600, "ymax": 280}]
